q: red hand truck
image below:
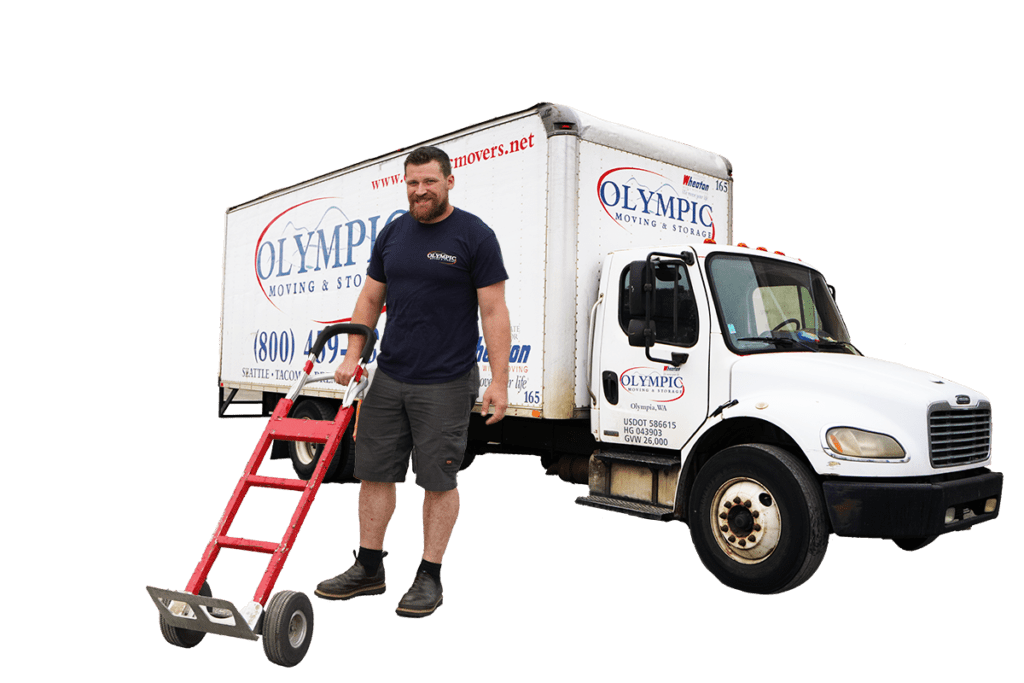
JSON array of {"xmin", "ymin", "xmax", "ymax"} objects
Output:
[{"xmin": 147, "ymin": 324, "xmax": 374, "ymax": 667}]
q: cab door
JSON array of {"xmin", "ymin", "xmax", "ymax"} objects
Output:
[{"xmin": 591, "ymin": 249, "xmax": 710, "ymax": 450}]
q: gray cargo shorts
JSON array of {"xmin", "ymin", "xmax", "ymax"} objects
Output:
[{"xmin": 353, "ymin": 366, "xmax": 479, "ymax": 492}]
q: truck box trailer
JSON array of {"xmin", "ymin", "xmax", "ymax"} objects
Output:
[
  {"xmin": 221, "ymin": 103, "xmax": 729, "ymax": 418},
  {"xmin": 219, "ymin": 103, "xmax": 1002, "ymax": 594}
]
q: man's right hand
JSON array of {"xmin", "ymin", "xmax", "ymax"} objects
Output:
[{"xmin": 334, "ymin": 356, "xmax": 360, "ymax": 386}]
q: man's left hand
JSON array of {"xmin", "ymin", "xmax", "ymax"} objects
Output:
[{"xmin": 480, "ymin": 383, "xmax": 508, "ymax": 425}]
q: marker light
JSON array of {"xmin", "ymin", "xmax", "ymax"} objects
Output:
[
  {"xmin": 774, "ymin": 251, "xmax": 786, "ymax": 256},
  {"xmin": 985, "ymin": 498, "xmax": 998, "ymax": 513},
  {"xmin": 737, "ymin": 242, "xmax": 749, "ymax": 248},
  {"xmin": 756, "ymin": 246, "xmax": 768, "ymax": 252},
  {"xmin": 826, "ymin": 427, "xmax": 906, "ymax": 460},
  {"xmin": 704, "ymin": 238, "xmax": 716, "ymax": 244}
]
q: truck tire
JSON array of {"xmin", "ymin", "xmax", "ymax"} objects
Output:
[
  {"xmin": 689, "ymin": 444, "xmax": 829, "ymax": 594},
  {"xmin": 287, "ymin": 399, "xmax": 354, "ymax": 483}
]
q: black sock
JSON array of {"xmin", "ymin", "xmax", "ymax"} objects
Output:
[
  {"xmin": 358, "ymin": 547, "xmax": 384, "ymax": 575},
  {"xmin": 418, "ymin": 559, "xmax": 442, "ymax": 581}
]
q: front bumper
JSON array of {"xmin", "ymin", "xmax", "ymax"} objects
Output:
[{"xmin": 821, "ymin": 469, "xmax": 1002, "ymax": 538}]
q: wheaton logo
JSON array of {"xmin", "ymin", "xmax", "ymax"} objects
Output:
[
  {"xmin": 427, "ymin": 251, "xmax": 458, "ymax": 264},
  {"xmin": 682, "ymin": 175, "xmax": 710, "ymax": 191}
]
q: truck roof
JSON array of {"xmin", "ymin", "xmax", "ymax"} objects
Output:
[
  {"xmin": 693, "ymin": 242, "xmax": 812, "ymax": 266},
  {"xmin": 228, "ymin": 103, "xmax": 732, "ymax": 213},
  {"xmin": 609, "ymin": 242, "xmax": 820, "ymax": 273}
]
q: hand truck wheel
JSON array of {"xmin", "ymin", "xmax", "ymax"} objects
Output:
[
  {"xmin": 262, "ymin": 590, "xmax": 313, "ymax": 667},
  {"xmin": 159, "ymin": 581, "xmax": 212, "ymax": 649}
]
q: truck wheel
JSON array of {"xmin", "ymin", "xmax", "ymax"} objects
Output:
[
  {"xmin": 689, "ymin": 444, "xmax": 829, "ymax": 594},
  {"xmin": 262, "ymin": 590, "xmax": 313, "ymax": 667},
  {"xmin": 893, "ymin": 536, "xmax": 937, "ymax": 551},
  {"xmin": 287, "ymin": 399, "xmax": 344, "ymax": 482},
  {"xmin": 159, "ymin": 581, "xmax": 212, "ymax": 649}
]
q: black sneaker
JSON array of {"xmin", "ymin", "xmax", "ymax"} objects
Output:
[
  {"xmin": 315, "ymin": 551, "xmax": 387, "ymax": 600},
  {"xmin": 395, "ymin": 570, "xmax": 443, "ymax": 618}
]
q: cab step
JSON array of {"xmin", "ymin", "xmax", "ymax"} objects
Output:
[
  {"xmin": 584, "ymin": 450, "xmax": 681, "ymax": 514},
  {"xmin": 576, "ymin": 494, "xmax": 675, "ymax": 521},
  {"xmin": 592, "ymin": 450, "xmax": 680, "ymax": 469}
]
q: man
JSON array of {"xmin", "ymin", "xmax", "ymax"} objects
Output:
[{"xmin": 315, "ymin": 146, "xmax": 511, "ymax": 618}]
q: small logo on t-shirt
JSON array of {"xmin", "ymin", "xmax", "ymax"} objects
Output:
[{"xmin": 427, "ymin": 251, "xmax": 458, "ymax": 265}]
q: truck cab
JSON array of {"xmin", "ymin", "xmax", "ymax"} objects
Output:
[{"xmin": 583, "ymin": 242, "xmax": 1002, "ymax": 593}]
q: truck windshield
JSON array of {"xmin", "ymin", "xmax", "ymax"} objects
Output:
[{"xmin": 707, "ymin": 253, "xmax": 857, "ymax": 355}]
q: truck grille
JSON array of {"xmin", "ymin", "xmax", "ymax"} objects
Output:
[{"xmin": 928, "ymin": 402, "xmax": 991, "ymax": 468}]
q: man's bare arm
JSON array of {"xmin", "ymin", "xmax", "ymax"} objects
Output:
[
  {"xmin": 334, "ymin": 276, "xmax": 386, "ymax": 385},
  {"xmin": 478, "ymin": 280, "xmax": 511, "ymax": 425}
]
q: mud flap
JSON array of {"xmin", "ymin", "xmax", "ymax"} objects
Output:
[{"xmin": 147, "ymin": 586, "xmax": 262, "ymax": 641}]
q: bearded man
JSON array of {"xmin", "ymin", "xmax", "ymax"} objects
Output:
[{"xmin": 315, "ymin": 146, "xmax": 511, "ymax": 618}]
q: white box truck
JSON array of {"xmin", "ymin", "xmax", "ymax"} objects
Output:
[{"xmin": 219, "ymin": 103, "xmax": 1002, "ymax": 594}]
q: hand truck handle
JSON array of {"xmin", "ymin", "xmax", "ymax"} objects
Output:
[{"xmin": 309, "ymin": 323, "xmax": 376, "ymax": 363}]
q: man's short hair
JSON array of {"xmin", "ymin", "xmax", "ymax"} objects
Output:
[{"xmin": 405, "ymin": 146, "xmax": 452, "ymax": 177}]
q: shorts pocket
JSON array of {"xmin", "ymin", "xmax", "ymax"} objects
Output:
[{"xmin": 440, "ymin": 425, "xmax": 468, "ymax": 471}]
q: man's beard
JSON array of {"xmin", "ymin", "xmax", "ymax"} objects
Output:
[{"xmin": 410, "ymin": 196, "xmax": 449, "ymax": 223}]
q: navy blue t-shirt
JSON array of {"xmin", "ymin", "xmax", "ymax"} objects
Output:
[{"xmin": 367, "ymin": 207, "xmax": 508, "ymax": 384}]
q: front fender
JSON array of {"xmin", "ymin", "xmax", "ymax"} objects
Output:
[{"xmin": 720, "ymin": 393, "xmax": 937, "ymax": 479}]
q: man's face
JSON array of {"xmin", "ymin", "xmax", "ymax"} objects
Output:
[{"xmin": 405, "ymin": 160, "xmax": 453, "ymax": 223}]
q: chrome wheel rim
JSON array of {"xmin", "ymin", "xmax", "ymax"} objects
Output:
[
  {"xmin": 710, "ymin": 477, "xmax": 782, "ymax": 565},
  {"xmin": 287, "ymin": 610, "xmax": 308, "ymax": 648}
]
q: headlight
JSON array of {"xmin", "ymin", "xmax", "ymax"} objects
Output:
[{"xmin": 826, "ymin": 427, "xmax": 906, "ymax": 460}]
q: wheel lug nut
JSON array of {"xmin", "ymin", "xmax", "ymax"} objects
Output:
[
  {"xmin": 733, "ymin": 497, "xmax": 742, "ymax": 505},
  {"xmin": 721, "ymin": 525, "xmax": 729, "ymax": 532},
  {"xmin": 724, "ymin": 501, "xmax": 732, "ymax": 509},
  {"xmin": 748, "ymin": 535, "xmax": 756, "ymax": 542},
  {"xmin": 743, "ymin": 500, "xmax": 752, "ymax": 508},
  {"xmin": 754, "ymin": 524, "xmax": 761, "ymax": 532},
  {"xmin": 738, "ymin": 539, "xmax": 747, "ymax": 546},
  {"xmin": 728, "ymin": 535, "xmax": 736, "ymax": 543},
  {"xmin": 719, "ymin": 512, "xmax": 728, "ymax": 519},
  {"xmin": 752, "ymin": 510, "xmax": 760, "ymax": 518}
]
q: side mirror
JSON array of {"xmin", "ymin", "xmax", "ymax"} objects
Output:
[
  {"xmin": 628, "ymin": 261, "xmax": 649, "ymax": 317},
  {"xmin": 627, "ymin": 318, "xmax": 656, "ymax": 348}
]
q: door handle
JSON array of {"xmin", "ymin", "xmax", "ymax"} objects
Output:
[{"xmin": 602, "ymin": 371, "xmax": 619, "ymax": 405}]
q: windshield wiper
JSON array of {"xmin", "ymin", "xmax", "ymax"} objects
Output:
[
  {"xmin": 737, "ymin": 336, "xmax": 817, "ymax": 352},
  {"xmin": 815, "ymin": 339, "xmax": 861, "ymax": 355}
]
